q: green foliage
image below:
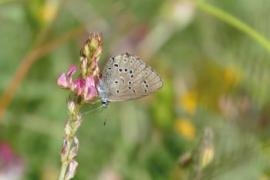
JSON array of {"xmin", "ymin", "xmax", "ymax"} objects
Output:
[{"xmin": 1, "ymin": 0, "xmax": 270, "ymax": 179}]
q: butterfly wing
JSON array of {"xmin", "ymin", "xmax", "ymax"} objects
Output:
[{"xmin": 100, "ymin": 53, "xmax": 163, "ymax": 102}]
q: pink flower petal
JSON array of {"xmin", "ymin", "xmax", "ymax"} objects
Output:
[
  {"xmin": 85, "ymin": 76, "xmax": 96, "ymax": 87},
  {"xmin": 57, "ymin": 65, "xmax": 78, "ymax": 89},
  {"xmin": 57, "ymin": 73, "xmax": 69, "ymax": 88},
  {"xmin": 73, "ymin": 78, "xmax": 85, "ymax": 95},
  {"xmin": 57, "ymin": 65, "xmax": 98, "ymax": 102},
  {"xmin": 67, "ymin": 64, "xmax": 77, "ymax": 78},
  {"xmin": 85, "ymin": 87, "xmax": 98, "ymax": 101},
  {"xmin": 84, "ymin": 76, "xmax": 98, "ymax": 101}
]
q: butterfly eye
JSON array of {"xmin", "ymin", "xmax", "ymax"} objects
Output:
[
  {"xmin": 119, "ymin": 68, "xmax": 122, "ymax": 72},
  {"xmin": 125, "ymin": 69, "xmax": 128, "ymax": 72}
]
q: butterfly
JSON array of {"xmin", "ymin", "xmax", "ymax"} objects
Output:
[{"xmin": 97, "ymin": 53, "xmax": 163, "ymax": 106}]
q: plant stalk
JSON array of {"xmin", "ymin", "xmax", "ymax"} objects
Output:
[
  {"xmin": 58, "ymin": 99, "xmax": 81, "ymax": 180},
  {"xmin": 197, "ymin": 0, "xmax": 270, "ymax": 53}
]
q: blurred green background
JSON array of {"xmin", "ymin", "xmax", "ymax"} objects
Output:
[{"xmin": 1, "ymin": 0, "xmax": 270, "ymax": 179}]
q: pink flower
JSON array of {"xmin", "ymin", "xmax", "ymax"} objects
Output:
[
  {"xmin": 84, "ymin": 76, "xmax": 98, "ymax": 101},
  {"xmin": 57, "ymin": 65, "xmax": 77, "ymax": 89},
  {"xmin": 0, "ymin": 143, "xmax": 24, "ymax": 179},
  {"xmin": 73, "ymin": 78, "xmax": 85, "ymax": 95},
  {"xmin": 67, "ymin": 65, "xmax": 77, "ymax": 77},
  {"xmin": 57, "ymin": 65, "xmax": 98, "ymax": 102},
  {"xmin": 57, "ymin": 73, "xmax": 69, "ymax": 88}
]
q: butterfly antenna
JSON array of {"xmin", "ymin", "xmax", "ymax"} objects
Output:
[{"xmin": 103, "ymin": 116, "xmax": 109, "ymax": 126}]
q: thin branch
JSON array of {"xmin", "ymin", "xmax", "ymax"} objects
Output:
[
  {"xmin": 0, "ymin": 27, "xmax": 84, "ymax": 120},
  {"xmin": 197, "ymin": 0, "xmax": 270, "ymax": 53}
]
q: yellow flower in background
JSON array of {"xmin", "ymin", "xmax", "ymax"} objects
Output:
[
  {"xmin": 40, "ymin": 0, "xmax": 59, "ymax": 24},
  {"xmin": 175, "ymin": 118, "xmax": 196, "ymax": 141},
  {"xmin": 223, "ymin": 65, "xmax": 241, "ymax": 86},
  {"xmin": 259, "ymin": 175, "xmax": 269, "ymax": 180},
  {"xmin": 199, "ymin": 128, "xmax": 214, "ymax": 169},
  {"xmin": 180, "ymin": 91, "xmax": 197, "ymax": 115},
  {"xmin": 200, "ymin": 145, "xmax": 214, "ymax": 168}
]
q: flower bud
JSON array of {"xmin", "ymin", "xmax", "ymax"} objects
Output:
[{"xmin": 65, "ymin": 160, "xmax": 78, "ymax": 180}]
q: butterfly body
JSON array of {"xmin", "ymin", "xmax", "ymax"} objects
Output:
[
  {"xmin": 97, "ymin": 80, "xmax": 109, "ymax": 106},
  {"xmin": 97, "ymin": 53, "xmax": 163, "ymax": 105}
]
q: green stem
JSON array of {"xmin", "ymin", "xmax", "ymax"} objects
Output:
[
  {"xmin": 58, "ymin": 136, "xmax": 74, "ymax": 180},
  {"xmin": 58, "ymin": 161, "xmax": 68, "ymax": 180},
  {"xmin": 196, "ymin": 0, "xmax": 270, "ymax": 53},
  {"xmin": 58, "ymin": 100, "xmax": 81, "ymax": 180}
]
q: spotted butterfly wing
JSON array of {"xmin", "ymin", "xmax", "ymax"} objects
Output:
[{"xmin": 98, "ymin": 53, "xmax": 163, "ymax": 103}]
